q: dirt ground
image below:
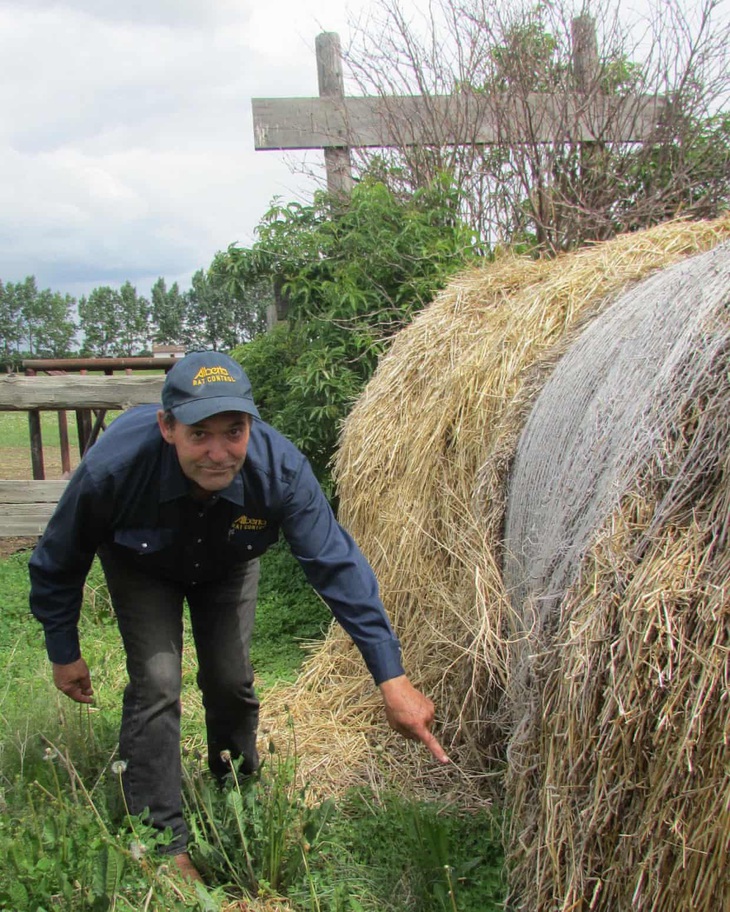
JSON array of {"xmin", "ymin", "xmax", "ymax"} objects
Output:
[{"xmin": 0, "ymin": 445, "xmax": 75, "ymax": 559}]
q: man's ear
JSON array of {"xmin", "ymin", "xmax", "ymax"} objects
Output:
[{"xmin": 157, "ymin": 410, "xmax": 175, "ymax": 444}]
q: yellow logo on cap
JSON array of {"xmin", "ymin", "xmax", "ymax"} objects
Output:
[{"xmin": 192, "ymin": 365, "xmax": 236, "ymax": 386}]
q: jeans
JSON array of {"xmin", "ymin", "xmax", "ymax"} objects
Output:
[{"xmin": 99, "ymin": 547, "xmax": 260, "ymax": 854}]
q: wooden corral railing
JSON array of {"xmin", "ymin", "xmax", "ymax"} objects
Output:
[
  {"xmin": 21, "ymin": 357, "xmax": 178, "ymax": 478},
  {"xmin": 0, "ymin": 367, "xmax": 167, "ymax": 537}
]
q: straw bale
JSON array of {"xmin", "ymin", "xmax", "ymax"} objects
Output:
[
  {"xmin": 503, "ymin": 240, "xmax": 730, "ymax": 910},
  {"xmin": 259, "ymin": 215, "xmax": 730, "ymax": 808}
]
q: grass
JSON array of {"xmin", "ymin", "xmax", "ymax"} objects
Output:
[
  {"xmin": 0, "ymin": 541, "xmax": 507, "ymax": 911},
  {"xmin": 0, "ymin": 409, "xmax": 121, "ymax": 479}
]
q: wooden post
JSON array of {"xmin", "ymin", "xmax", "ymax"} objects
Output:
[
  {"xmin": 76, "ymin": 409, "xmax": 92, "ymax": 457},
  {"xmin": 572, "ymin": 15, "xmax": 599, "ymax": 92},
  {"xmin": 316, "ymin": 32, "xmax": 354, "ymax": 197},
  {"xmin": 28, "ymin": 410, "xmax": 45, "ymax": 480},
  {"xmin": 58, "ymin": 411, "xmax": 71, "ymax": 476}
]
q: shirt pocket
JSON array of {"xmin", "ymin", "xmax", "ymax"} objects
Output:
[
  {"xmin": 226, "ymin": 517, "xmax": 278, "ymax": 560},
  {"xmin": 112, "ymin": 528, "xmax": 174, "ymax": 556}
]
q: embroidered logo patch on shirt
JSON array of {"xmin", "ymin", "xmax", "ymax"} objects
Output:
[
  {"xmin": 192, "ymin": 365, "xmax": 237, "ymax": 386},
  {"xmin": 230, "ymin": 514, "xmax": 268, "ymax": 532}
]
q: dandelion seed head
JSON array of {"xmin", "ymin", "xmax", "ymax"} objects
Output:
[
  {"xmin": 130, "ymin": 840, "xmax": 147, "ymax": 861},
  {"xmin": 111, "ymin": 760, "xmax": 128, "ymax": 775}
]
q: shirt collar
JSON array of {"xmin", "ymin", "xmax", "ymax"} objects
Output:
[{"xmin": 159, "ymin": 443, "xmax": 245, "ymax": 506}]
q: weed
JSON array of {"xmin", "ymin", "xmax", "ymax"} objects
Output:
[{"xmin": 184, "ymin": 729, "xmax": 334, "ymax": 900}]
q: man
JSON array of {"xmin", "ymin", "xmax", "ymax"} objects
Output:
[{"xmin": 29, "ymin": 350, "xmax": 448, "ymax": 882}]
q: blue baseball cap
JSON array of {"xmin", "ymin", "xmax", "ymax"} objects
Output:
[{"xmin": 161, "ymin": 351, "xmax": 260, "ymax": 425}]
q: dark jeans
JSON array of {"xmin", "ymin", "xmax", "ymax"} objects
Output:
[{"xmin": 99, "ymin": 547, "xmax": 260, "ymax": 855}]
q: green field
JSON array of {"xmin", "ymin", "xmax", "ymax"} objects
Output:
[{"xmin": 0, "ymin": 541, "xmax": 507, "ymax": 911}]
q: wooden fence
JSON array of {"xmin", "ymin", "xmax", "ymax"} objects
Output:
[{"xmin": 0, "ymin": 370, "xmax": 165, "ymax": 537}]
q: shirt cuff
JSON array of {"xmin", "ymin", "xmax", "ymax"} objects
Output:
[
  {"xmin": 358, "ymin": 636, "xmax": 404, "ymax": 685},
  {"xmin": 44, "ymin": 629, "xmax": 81, "ymax": 665}
]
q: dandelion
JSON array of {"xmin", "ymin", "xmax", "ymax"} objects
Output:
[
  {"xmin": 42, "ymin": 746, "xmax": 60, "ymax": 762},
  {"xmin": 111, "ymin": 760, "xmax": 128, "ymax": 775},
  {"xmin": 130, "ymin": 840, "xmax": 147, "ymax": 861},
  {"xmin": 219, "ymin": 749, "xmax": 232, "ymax": 765}
]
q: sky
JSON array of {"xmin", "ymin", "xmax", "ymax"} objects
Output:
[
  {"xmin": 0, "ymin": 0, "xmax": 374, "ymax": 300},
  {"xmin": 2, "ymin": 0, "xmax": 725, "ymax": 303}
]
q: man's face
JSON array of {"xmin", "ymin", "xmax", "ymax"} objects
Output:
[{"xmin": 157, "ymin": 410, "xmax": 251, "ymax": 494}]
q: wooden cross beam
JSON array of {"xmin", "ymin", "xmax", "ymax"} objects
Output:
[{"xmin": 252, "ymin": 23, "xmax": 665, "ymax": 196}]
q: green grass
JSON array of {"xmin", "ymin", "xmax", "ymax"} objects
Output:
[
  {"xmin": 0, "ymin": 409, "xmax": 83, "ymax": 450},
  {"xmin": 0, "ymin": 543, "xmax": 507, "ymax": 911}
]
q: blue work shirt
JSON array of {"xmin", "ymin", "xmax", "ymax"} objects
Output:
[{"xmin": 29, "ymin": 404, "xmax": 404, "ymax": 685}]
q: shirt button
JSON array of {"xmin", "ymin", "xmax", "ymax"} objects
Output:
[
  {"xmin": 141, "ymin": 543, "xmax": 148, "ymax": 549},
  {"xmin": 246, "ymin": 545, "xmax": 253, "ymax": 551},
  {"xmin": 194, "ymin": 563, "xmax": 200, "ymax": 568},
  {"xmin": 197, "ymin": 538, "xmax": 203, "ymax": 544},
  {"xmin": 198, "ymin": 512, "xmax": 204, "ymax": 518}
]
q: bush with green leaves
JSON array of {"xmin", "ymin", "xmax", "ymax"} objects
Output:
[{"xmin": 223, "ymin": 174, "xmax": 477, "ymax": 484}]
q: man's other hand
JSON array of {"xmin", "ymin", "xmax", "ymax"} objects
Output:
[
  {"xmin": 379, "ymin": 675, "xmax": 449, "ymax": 764},
  {"xmin": 52, "ymin": 658, "xmax": 94, "ymax": 704}
]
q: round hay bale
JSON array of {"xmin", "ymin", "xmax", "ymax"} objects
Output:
[
  {"xmin": 259, "ymin": 216, "xmax": 730, "ymax": 811},
  {"xmin": 503, "ymin": 241, "xmax": 730, "ymax": 911}
]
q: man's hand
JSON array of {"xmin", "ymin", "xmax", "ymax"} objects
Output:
[
  {"xmin": 52, "ymin": 658, "xmax": 94, "ymax": 704},
  {"xmin": 379, "ymin": 675, "xmax": 449, "ymax": 764}
]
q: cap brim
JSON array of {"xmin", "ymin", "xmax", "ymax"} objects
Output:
[{"xmin": 170, "ymin": 397, "xmax": 260, "ymax": 425}]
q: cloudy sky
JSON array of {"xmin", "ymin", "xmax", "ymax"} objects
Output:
[{"xmin": 0, "ymin": 0, "xmax": 375, "ymax": 299}]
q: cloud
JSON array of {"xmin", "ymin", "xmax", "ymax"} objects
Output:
[
  {"xmin": 0, "ymin": 0, "xmax": 353, "ymax": 297},
  {"xmin": 0, "ymin": 0, "xmax": 247, "ymax": 27}
]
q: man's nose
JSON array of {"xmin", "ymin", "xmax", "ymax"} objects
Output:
[{"xmin": 206, "ymin": 436, "xmax": 228, "ymax": 462}]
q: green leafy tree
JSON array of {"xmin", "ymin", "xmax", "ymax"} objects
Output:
[
  {"xmin": 22, "ymin": 287, "xmax": 76, "ymax": 357},
  {"xmin": 0, "ymin": 277, "xmax": 76, "ymax": 363},
  {"xmin": 78, "ymin": 286, "xmax": 122, "ymax": 356},
  {"xmin": 231, "ymin": 322, "xmax": 307, "ymax": 424},
  {"xmin": 151, "ymin": 277, "xmax": 186, "ymax": 345},
  {"xmin": 78, "ymin": 283, "xmax": 150, "ymax": 356},
  {"xmin": 0, "ymin": 279, "xmax": 26, "ymax": 367},
  {"xmin": 218, "ymin": 175, "xmax": 475, "ymax": 482},
  {"xmin": 184, "ymin": 266, "xmax": 268, "ymax": 351},
  {"xmin": 116, "ymin": 281, "xmax": 150, "ymax": 355}
]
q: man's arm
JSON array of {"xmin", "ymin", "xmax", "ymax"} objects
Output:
[
  {"xmin": 29, "ymin": 464, "xmax": 109, "ymax": 678},
  {"xmin": 379, "ymin": 675, "xmax": 449, "ymax": 764}
]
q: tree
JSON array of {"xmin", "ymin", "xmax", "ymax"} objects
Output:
[
  {"xmin": 218, "ymin": 175, "xmax": 475, "ymax": 483},
  {"xmin": 0, "ymin": 279, "xmax": 25, "ymax": 367},
  {"xmin": 341, "ymin": 0, "xmax": 730, "ymax": 251},
  {"xmin": 22, "ymin": 287, "xmax": 76, "ymax": 357},
  {"xmin": 184, "ymin": 266, "xmax": 268, "ymax": 352},
  {"xmin": 78, "ymin": 283, "xmax": 150, "ymax": 356},
  {"xmin": 116, "ymin": 281, "xmax": 150, "ymax": 355},
  {"xmin": 151, "ymin": 277, "xmax": 186, "ymax": 345},
  {"xmin": 78, "ymin": 286, "xmax": 122, "ymax": 356},
  {"xmin": 0, "ymin": 276, "xmax": 76, "ymax": 363}
]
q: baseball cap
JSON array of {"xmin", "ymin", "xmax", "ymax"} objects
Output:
[{"xmin": 161, "ymin": 351, "xmax": 260, "ymax": 425}]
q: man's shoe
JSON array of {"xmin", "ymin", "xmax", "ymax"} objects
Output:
[{"xmin": 171, "ymin": 851, "xmax": 204, "ymax": 883}]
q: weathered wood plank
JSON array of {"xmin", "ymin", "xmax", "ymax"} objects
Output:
[
  {"xmin": 252, "ymin": 92, "xmax": 665, "ymax": 150},
  {"xmin": 0, "ymin": 481, "xmax": 68, "ymax": 536},
  {"xmin": 0, "ymin": 375, "xmax": 164, "ymax": 411},
  {"xmin": 0, "ymin": 505, "xmax": 58, "ymax": 537},
  {"xmin": 0, "ymin": 480, "xmax": 68, "ymax": 502}
]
